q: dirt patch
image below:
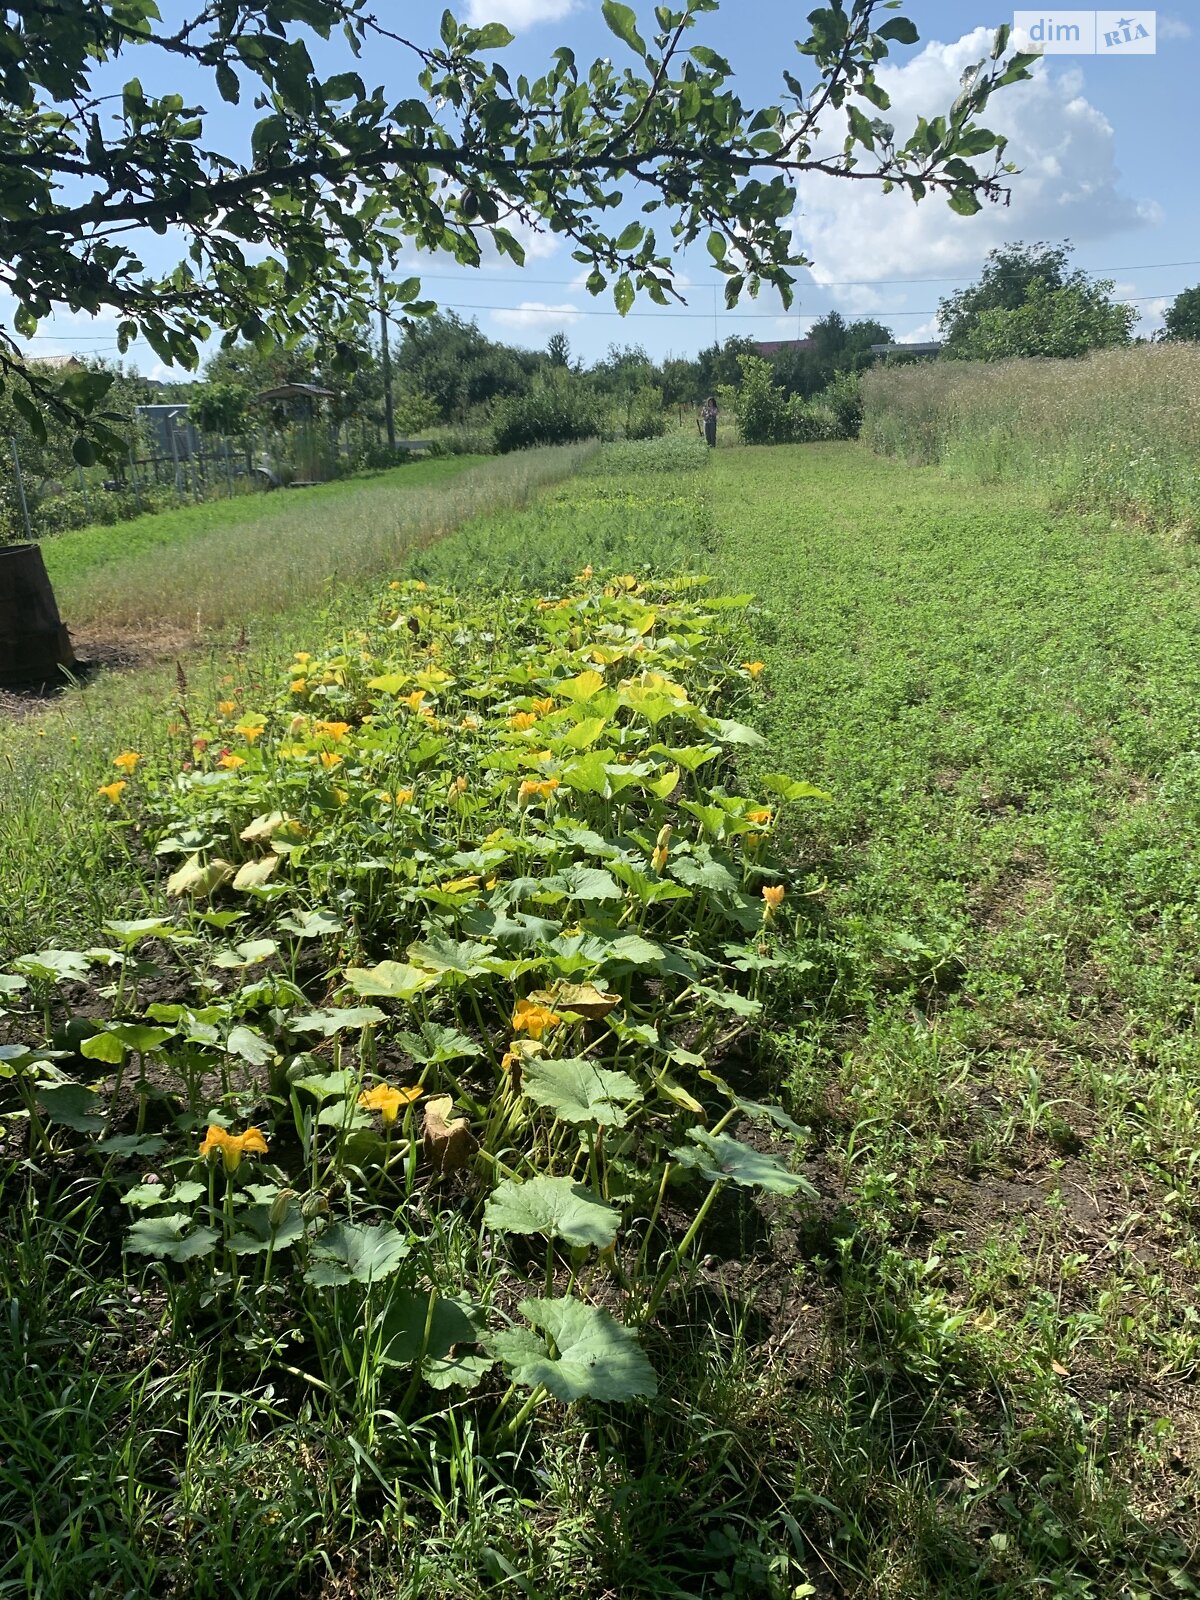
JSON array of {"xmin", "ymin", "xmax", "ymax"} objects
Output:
[{"xmin": 0, "ymin": 623, "xmax": 196, "ymax": 718}]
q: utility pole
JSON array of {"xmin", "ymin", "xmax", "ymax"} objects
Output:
[{"xmin": 377, "ymin": 268, "xmax": 396, "ymax": 452}]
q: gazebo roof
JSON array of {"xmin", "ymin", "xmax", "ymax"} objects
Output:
[{"xmin": 255, "ymin": 381, "xmax": 337, "ymax": 402}]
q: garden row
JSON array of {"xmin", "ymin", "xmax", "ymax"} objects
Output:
[{"xmin": 2, "ymin": 566, "xmax": 821, "ymax": 1459}]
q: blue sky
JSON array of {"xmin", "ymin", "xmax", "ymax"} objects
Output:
[{"xmin": 24, "ymin": 2, "xmax": 1198, "ymax": 372}]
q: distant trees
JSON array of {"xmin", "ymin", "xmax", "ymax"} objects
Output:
[
  {"xmin": 1163, "ymin": 286, "xmax": 1200, "ymax": 343},
  {"xmin": 939, "ymin": 241, "xmax": 1134, "ymax": 360}
]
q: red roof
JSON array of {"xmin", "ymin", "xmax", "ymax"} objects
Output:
[{"xmin": 753, "ymin": 339, "xmax": 817, "ymax": 356}]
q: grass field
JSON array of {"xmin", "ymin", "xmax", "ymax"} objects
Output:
[
  {"xmin": 863, "ymin": 343, "xmax": 1200, "ymax": 534},
  {"xmin": 51, "ymin": 447, "xmax": 586, "ymax": 633},
  {"xmin": 42, "ymin": 456, "xmax": 485, "ymax": 597},
  {"xmin": 3, "ymin": 435, "xmax": 1200, "ymax": 1598}
]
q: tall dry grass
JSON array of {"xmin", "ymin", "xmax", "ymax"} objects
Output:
[
  {"xmin": 63, "ymin": 444, "xmax": 597, "ymax": 631},
  {"xmin": 862, "ymin": 344, "xmax": 1200, "ymax": 533}
]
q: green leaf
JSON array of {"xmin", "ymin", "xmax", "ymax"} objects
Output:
[
  {"xmin": 397, "ymin": 1021, "xmax": 481, "ymax": 1064},
  {"xmin": 876, "ymin": 15, "xmax": 920, "ymax": 45},
  {"xmin": 344, "ymin": 961, "xmax": 439, "ymax": 1002},
  {"xmin": 380, "ymin": 1290, "xmax": 493, "ymax": 1388},
  {"xmin": 288, "ymin": 1007, "xmax": 386, "ymax": 1038},
  {"xmin": 125, "ymin": 1214, "xmax": 219, "ymax": 1262},
  {"xmin": 484, "ymin": 1175, "xmax": 620, "ymax": 1248},
  {"xmin": 80, "ymin": 1031, "xmax": 125, "ymax": 1065},
  {"xmin": 670, "ymin": 1128, "xmax": 815, "ymax": 1196},
  {"xmin": 473, "ymin": 22, "xmax": 514, "ymax": 49},
  {"xmin": 277, "ymin": 908, "xmax": 342, "ymax": 939},
  {"xmin": 491, "ymin": 1296, "xmax": 656, "ymax": 1401},
  {"xmin": 38, "ymin": 1083, "xmax": 104, "ymax": 1132},
  {"xmin": 305, "ymin": 1221, "xmax": 410, "ymax": 1286},
  {"xmin": 104, "ymin": 917, "xmax": 173, "ymax": 944},
  {"xmin": 227, "ymin": 1025, "xmax": 273, "ymax": 1066},
  {"xmin": 215, "ymin": 62, "xmax": 240, "ymax": 103},
  {"xmin": 15, "ymin": 949, "xmax": 91, "ymax": 983},
  {"xmin": 601, "ymin": 1, "xmax": 647, "ymax": 54},
  {"xmin": 227, "ymin": 1200, "xmax": 303, "ymax": 1255},
  {"xmin": 614, "ymin": 273, "xmax": 635, "ymax": 317},
  {"xmin": 760, "ymin": 772, "xmax": 831, "ymax": 803},
  {"xmin": 522, "ymin": 1057, "xmax": 642, "ymax": 1128}
]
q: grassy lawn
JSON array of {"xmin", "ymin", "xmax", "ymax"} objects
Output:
[
  {"xmin": 708, "ymin": 441, "xmax": 1200, "ymax": 1597},
  {"xmin": 2, "ymin": 434, "xmax": 1199, "ymax": 1600}
]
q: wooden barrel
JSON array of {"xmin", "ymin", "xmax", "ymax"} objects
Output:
[{"xmin": 0, "ymin": 543, "xmax": 77, "ymax": 685}]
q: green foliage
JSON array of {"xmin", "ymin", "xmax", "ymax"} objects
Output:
[
  {"xmin": 1163, "ymin": 283, "xmax": 1200, "ymax": 342},
  {"xmin": 863, "ymin": 343, "xmax": 1200, "ymax": 530},
  {"xmin": 732, "ymin": 356, "xmax": 857, "ymax": 445},
  {"xmin": 947, "ymin": 279, "xmax": 1135, "ymax": 360},
  {"xmin": 491, "ymin": 378, "xmax": 609, "ymax": 453},
  {"xmin": 2, "ymin": 2, "xmax": 1034, "ymax": 452},
  {"xmin": 939, "ymin": 239, "xmax": 1134, "ymax": 358}
]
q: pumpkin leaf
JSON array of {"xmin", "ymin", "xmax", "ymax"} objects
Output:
[
  {"xmin": 484, "ymin": 1174, "xmax": 619, "ymax": 1248},
  {"xmin": 490, "ymin": 1295, "xmax": 656, "ymax": 1401}
]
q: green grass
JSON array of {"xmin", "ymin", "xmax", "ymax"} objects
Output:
[
  {"xmin": 706, "ymin": 440, "xmax": 1200, "ymax": 1597},
  {"xmin": 53, "ymin": 447, "xmax": 588, "ymax": 632},
  {"xmin": 863, "ymin": 343, "xmax": 1200, "ymax": 532},
  {"xmin": 5, "ymin": 435, "xmax": 1200, "ymax": 1599},
  {"xmin": 41, "ymin": 455, "xmax": 485, "ymax": 596}
]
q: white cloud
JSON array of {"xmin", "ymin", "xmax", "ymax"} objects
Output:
[
  {"xmin": 490, "ymin": 300, "xmax": 584, "ymax": 330},
  {"xmin": 791, "ymin": 29, "xmax": 1160, "ymax": 289},
  {"xmin": 1137, "ymin": 295, "xmax": 1173, "ymax": 334},
  {"xmin": 1159, "ymin": 16, "xmax": 1192, "ymax": 41},
  {"xmin": 465, "ymin": 0, "xmax": 577, "ymax": 28}
]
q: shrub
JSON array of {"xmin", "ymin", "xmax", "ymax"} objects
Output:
[
  {"xmin": 491, "ymin": 379, "xmax": 609, "ymax": 453},
  {"xmin": 733, "ymin": 357, "xmax": 858, "ymax": 445},
  {"xmin": 622, "ymin": 385, "xmax": 668, "ymax": 441}
]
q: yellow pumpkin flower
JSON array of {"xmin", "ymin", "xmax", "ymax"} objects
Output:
[
  {"xmin": 199, "ymin": 1124, "xmax": 269, "ymax": 1174},
  {"xmin": 531, "ymin": 697, "xmax": 556, "ymax": 716},
  {"xmin": 290, "ymin": 679, "xmax": 308, "ymax": 694},
  {"xmin": 320, "ymin": 751, "xmax": 343, "ymax": 768},
  {"xmin": 651, "ymin": 821, "xmax": 672, "ymax": 874},
  {"xmin": 97, "ymin": 780, "xmax": 127, "ymax": 804},
  {"xmin": 761, "ymin": 884, "xmax": 786, "ymax": 925},
  {"xmin": 518, "ymin": 776, "xmax": 560, "ymax": 805},
  {"xmin": 509, "ymin": 711, "xmax": 538, "ymax": 732},
  {"xmin": 314, "ymin": 720, "xmax": 350, "ymax": 741},
  {"xmin": 239, "ymin": 725, "xmax": 265, "ymax": 744},
  {"xmin": 394, "ymin": 787, "xmax": 415, "ymax": 805},
  {"xmin": 294, "ymin": 652, "xmax": 312, "ymax": 664},
  {"xmin": 449, "ymin": 775, "xmax": 468, "ymax": 796},
  {"xmin": 577, "ymin": 564, "xmax": 594, "ymax": 582},
  {"xmin": 742, "ymin": 661, "xmax": 765, "ymax": 679},
  {"xmin": 217, "ymin": 700, "xmax": 237, "ymax": 717},
  {"xmin": 512, "ymin": 999, "xmax": 562, "ymax": 1040},
  {"xmin": 401, "ymin": 690, "xmax": 426, "ymax": 713},
  {"xmin": 112, "ymin": 751, "xmax": 142, "ymax": 773},
  {"xmin": 217, "ymin": 752, "xmax": 246, "ymax": 770},
  {"xmin": 746, "ymin": 807, "xmax": 773, "ymax": 826},
  {"xmin": 358, "ymin": 1084, "xmax": 422, "ymax": 1128}
]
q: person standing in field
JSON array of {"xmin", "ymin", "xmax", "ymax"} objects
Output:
[{"xmin": 699, "ymin": 395, "xmax": 718, "ymax": 448}]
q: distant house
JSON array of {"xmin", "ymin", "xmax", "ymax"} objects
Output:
[
  {"xmin": 31, "ymin": 354, "xmax": 84, "ymax": 372},
  {"xmin": 869, "ymin": 342, "xmax": 943, "ymax": 358},
  {"xmin": 753, "ymin": 338, "xmax": 817, "ymax": 357}
]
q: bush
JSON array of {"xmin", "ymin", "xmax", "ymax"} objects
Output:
[
  {"xmin": 733, "ymin": 357, "xmax": 858, "ymax": 445},
  {"xmin": 622, "ymin": 385, "xmax": 668, "ymax": 441},
  {"xmin": 491, "ymin": 379, "xmax": 609, "ymax": 454}
]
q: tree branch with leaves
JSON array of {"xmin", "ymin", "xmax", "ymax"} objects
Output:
[{"xmin": 0, "ymin": 0, "xmax": 1034, "ymax": 460}]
